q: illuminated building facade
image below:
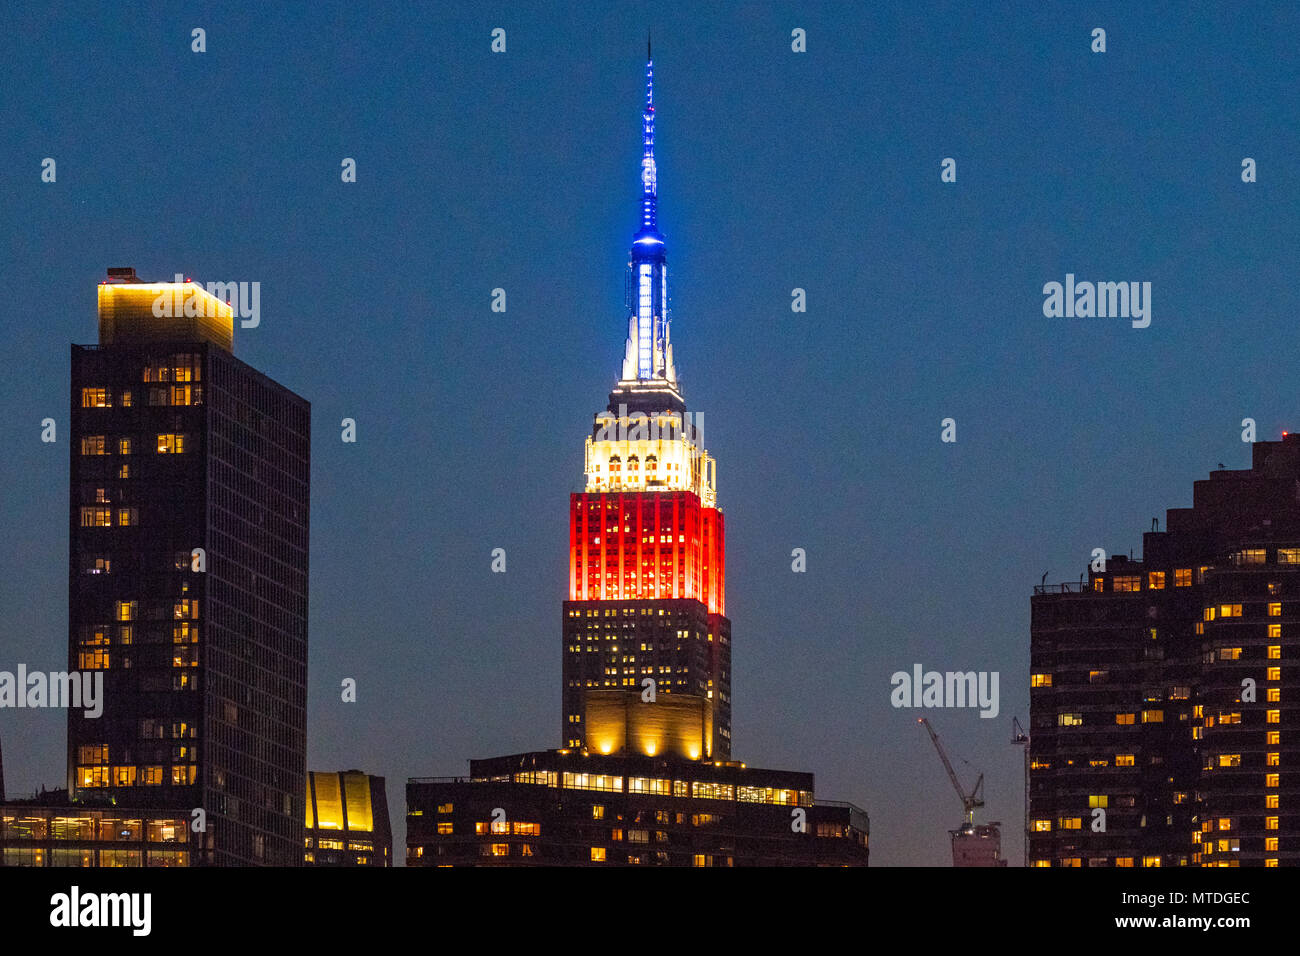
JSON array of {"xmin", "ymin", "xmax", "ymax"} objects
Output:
[
  {"xmin": 405, "ymin": 50, "xmax": 869, "ymax": 868},
  {"xmin": 562, "ymin": 47, "xmax": 730, "ymax": 761},
  {"xmin": 304, "ymin": 770, "xmax": 392, "ymax": 866},
  {"xmin": 1031, "ymin": 435, "xmax": 1300, "ymax": 866},
  {"xmin": 68, "ymin": 267, "xmax": 310, "ymax": 866},
  {"xmin": 1, "ymin": 790, "xmax": 192, "ymax": 867},
  {"xmin": 407, "ymin": 751, "xmax": 868, "ymax": 867}
]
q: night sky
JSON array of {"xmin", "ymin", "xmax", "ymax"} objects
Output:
[{"xmin": 2, "ymin": 1, "xmax": 1299, "ymax": 866}]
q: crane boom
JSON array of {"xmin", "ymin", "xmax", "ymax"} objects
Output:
[{"xmin": 919, "ymin": 717, "xmax": 984, "ymax": 828}]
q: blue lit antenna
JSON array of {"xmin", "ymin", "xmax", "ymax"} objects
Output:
[
  {"xmin": 636, "ymin": 36, "xmax": 662, "ymax": 246},
  {"xmin": 619, "ymin": 35, "xmax": 674, "ymax": 387}
]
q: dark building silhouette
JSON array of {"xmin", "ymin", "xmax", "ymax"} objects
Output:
[
  {"xmin": 1032, "ymin": 435, "xmax": 1300, "ymax": 866},
  {"xmin": 408, "ymin": 51, "xmax": 868, "ymax": 867},
  {"xmin": 67, "ymin": 267, "xmax": 310, "ymax": 866},
  {"xmin": 304, "ymin": 770, "xmax": 392, "ymax": 866}
]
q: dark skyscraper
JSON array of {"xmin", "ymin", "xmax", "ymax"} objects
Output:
[
  {"xmin": 1032, "ymin": 435, "xmax": 1300, "ymax": 867},
  {"xmin": 69, "ymin": 268, "xmax": 310, "ymax": 865},
  {"xmin": 562, "ymin": 50, "xmax": 731, "ymax": 761}
]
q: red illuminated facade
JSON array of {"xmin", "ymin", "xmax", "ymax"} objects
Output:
[{"xmin": 569, "ymin": 491, "xmax": 724, "ymax": 615}]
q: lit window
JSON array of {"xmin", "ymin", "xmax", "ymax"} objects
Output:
[
  {"xmin": 1266, "ymin": 838, "xmax": 1279, "ymax": 852},
  {"xmin": 81, "ymin": 388, "xmax": 111, "ymax": 407},
  {"xmin": 80, "ymin": 435, "xmax": 107, "ymax": 455},
  {"xmin": 1115, "ymin": 755, "xmax": 1135, "ymax": 767},
  {"xmin": 156, "ymin": 434, "xmax": 185, "ymax": 454},
  {"xmin": 1267, "ymin": 795, "xmax": 1280, "ymax": 809},
  {"xmin": 1267, "ymin": 774, "xmax": 1280, "ymax": 788},
  {"xmin": 1270, "ymin": 603, "xmax": 1282, "ymax": 617},
  {"xmin": 1115, "ymin": 713, "xmax": 1135, "ymax": 725},
  {"xmin": 1270, "ymin": 624, "xmax": 1283, "ymax": 638},
  {"xmin": 1148, "ymin": 572, "xmax": 1166, "ymax": 589},
  {"xmin": 590, "ymin": 847, "xmax": 606, "ymax": 862},
  {"xmin": 1268, "ymin": 710, "xmax": 1281, "ymax": 724},
  {"xmin": 80, "ymin": 507, "xmax": 113, "ymax": 527},
  {"xmin": 1141, "ymin": 710, "xmax": 1164, "ymax": 723},
  {"xmin": 1088, "ymin": 795, "xmax": 1108, "ymax": 808},
  {"xmin": 1175, "ymin": 569, "xmax": 1192, "ymax": 587},
  {"xmin": 1031, "ymin": 673, "xmax": 1052, "ymax": 688},
  {"xmin": 1114, "ymin": 576, "xmax": 1140, "ymax": 592},
  {"xmin": 78, "ymin": 648, "xmax": 109, "ymax": 669},
  {"xmin": 1058, "ymin": 713, "xmax": 1083, "ymax": 727},
  {"xmin": 1219, "ymin": 754, "xmax": 1241, "ymax": 767},
  {"xmin": 1280, "ymin": 549, "xmax": 1300, "ymax": 565}
]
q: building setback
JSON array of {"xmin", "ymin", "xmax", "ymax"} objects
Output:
[
  {"xmin": 1031, "ymin": 435, "xmax": 1300, "ymax": 866},
  {"xmin": 66, "ymin": 267, "xmax": 310, "ymax": 866}
]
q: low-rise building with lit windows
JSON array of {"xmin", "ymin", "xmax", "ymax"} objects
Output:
[
  {"xmin": 407, "ymin": 750, "xmax": 867, "ymax": 867},
  {"xmin": 0, "ymin": 789, "xmax": 193, "ymax": 867},
  {"xmin": 305, "ymin": 770, "xmax": 391, "ymax": 866}
]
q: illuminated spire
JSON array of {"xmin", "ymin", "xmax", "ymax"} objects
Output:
[{"xmin": 619, "ymin": 44, "xmax": 678, "ymax": 397}]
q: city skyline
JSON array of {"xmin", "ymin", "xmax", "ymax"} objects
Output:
[{"xmin": 3, "ymin": 3, "xmax": 1300, "ymax": 867}]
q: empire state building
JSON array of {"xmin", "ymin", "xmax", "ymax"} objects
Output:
[
  {"xmin": 404, "ymin": 49, "xmax": 869, "ymax": 866},
  {"xmin": 562, "ymin": 48, "xmax": 730, "ymax": 761}
]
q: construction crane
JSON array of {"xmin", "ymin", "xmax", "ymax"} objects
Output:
[
  {"xmin": 1011, "ymin": 717, "xmax": 1030, "ymax": 867},
  {"xmin": 918, "ymin": 717, "xmax": 984, "ymax": 829}
]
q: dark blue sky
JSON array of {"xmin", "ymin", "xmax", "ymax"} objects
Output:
[{"xmin": 2, "ymin": 1, "xmax": 1299, "ymax": 865}]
